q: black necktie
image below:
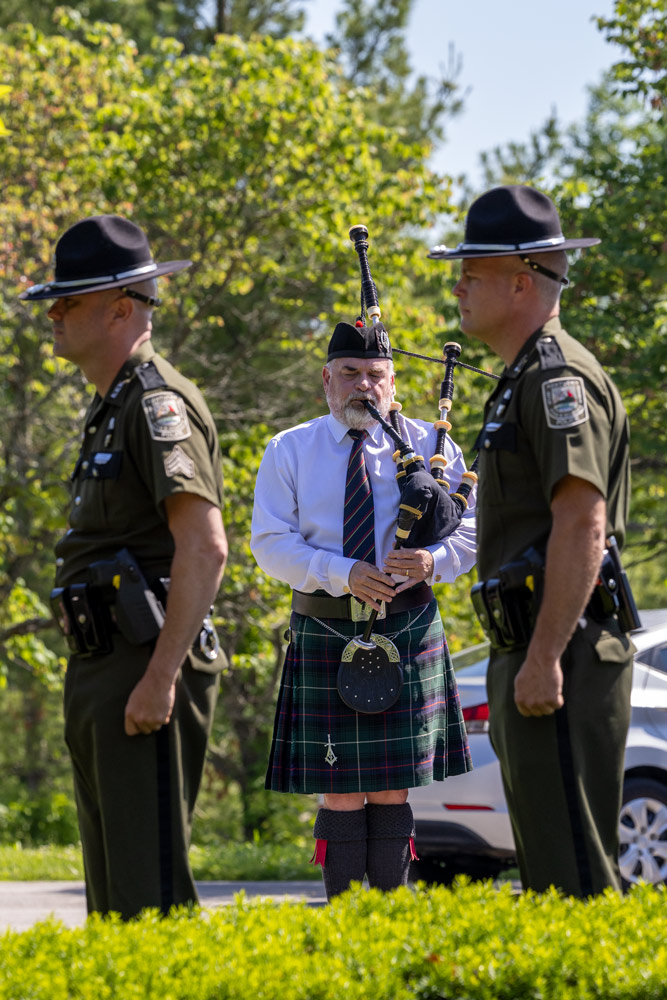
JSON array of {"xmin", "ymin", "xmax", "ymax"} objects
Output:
[{"xmin": 343, "ymin": 429, "xmax": 376, "ymax": 564}]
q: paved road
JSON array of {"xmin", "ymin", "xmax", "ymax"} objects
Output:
[{"xmin": 0, "ymin": 881, "xmax": 327, "ymax": 933}]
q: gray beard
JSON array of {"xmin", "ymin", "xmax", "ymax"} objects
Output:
[
  {"xmin": 324, "ymin": 385, "xmax": 391, "ymax": 429},
  {"xmin": 341, "ymin": 399, "xmax": 377, "ymax": 429}
]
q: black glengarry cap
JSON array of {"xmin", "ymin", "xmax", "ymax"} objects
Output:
[{"xmin": 327, "ymin": 321, "xmax": 392, "ymax": 361}]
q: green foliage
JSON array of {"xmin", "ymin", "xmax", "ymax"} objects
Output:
[
  {"xmin": 0, "ymin": 582, "xmax": 65, "ymax": 688},
  {"xmin": 210, "ymin": 0, "xmax": 306, "ymax": 42},
  {"xmin": 0, "ymin": 13, "xmax": 468, "ymax": 840},
  {"xmin": 0, "ymin": 0, "xmax": 306, "ymax": 52},
  {"xmin": 193, "ymin": 753, "xmax": 319, "ymax": 846},
  {"xmin": 0, "ymin": 686, "xmax": 76, "ymax": 845},
  {"xmin": 0, "ymin": 840, "xmax": 321, "ymax": 880},
  {"xmin": 1, "ymin": 882, "xmax": 667, "ymax": 998},
  {"xmin": 0, "ymin": 792, "xmax": 79, "ymax": 848},
  {"xmin": 328, "ymin": 0, "xmax": 465, "ymax": 159},
  {"xmin": 0, "ymin": 83, "xmax": 9, "ymax": 136},
  {"xmin": 0, "ymin": 0, "xmax": 196, "ymax": 50},
  {"xmin": 0, "ymin": 844, "xmax": 84, "ymax": 880},
  {"xmin": 478, "ymin": 112, "xmax": 565, "ymax": 190},
  {"xmin": 189, "ymin": 840, "xmax": 320, "ymax": 880},
  {"xmin": 598, "ymin": 0, "xmax": 666, "ymax": 107},
  {"xmin": 552, "ymin": 86, "xmax": 667, "ymax": 596}
]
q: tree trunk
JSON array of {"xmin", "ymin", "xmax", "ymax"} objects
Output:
[{"xmin": 216, "ymin": 0, "xmax": 226, "ymax": 34}]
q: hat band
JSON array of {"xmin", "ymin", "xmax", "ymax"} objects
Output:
[
  {"xmin": 47, "ymin": 262, "xmax": 159, "ymax": 291},
  {"xmin": 455, "ymin": 236, "xmax": 566, "ymax": 253}
]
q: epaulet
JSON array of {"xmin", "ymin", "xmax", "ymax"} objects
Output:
[
  {"xmin": 536, "ymin": 334, "xmax": 566, "ymax": 371},
  {"xmin": 135, "ymin": 359, "xmax": 167, "ymax": 391}
]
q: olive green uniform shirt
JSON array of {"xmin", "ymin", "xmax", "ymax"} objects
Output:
[
  {"xmin": 477, "ymin": 317, "xmax": 633, "ymax": 897},
  {"xmin": 55, "ymin": 340, "xmax": 223, "ymax": 586},
  {"xmin": 477, "ymin": 316, "xmax": 630, "ymax": 580}
]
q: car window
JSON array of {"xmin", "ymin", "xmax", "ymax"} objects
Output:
[
  {"xmin": 635, "ymin": 642, "xmax": 667, "ymax": 672},
  {"xmin": 451, "ymin": 643, "xmax": 489, "ymax": 673}
]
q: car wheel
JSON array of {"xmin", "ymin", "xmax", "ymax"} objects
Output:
[{"xmin": 619, "ymin": 777, "xmax": 667, "ymax": 887}]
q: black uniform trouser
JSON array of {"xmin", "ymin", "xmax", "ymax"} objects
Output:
[
  {"xmin": 64, "ymin": 634, "xmax": 219, "ymax": 920},
  {"xmin": 487, "ymin": 620, "xmax": 633, "ymax": 897}
]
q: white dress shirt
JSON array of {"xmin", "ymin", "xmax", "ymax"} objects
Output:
[{"xmin": 250, "ymin": 412, "xmax": 477, "ymax": 596}]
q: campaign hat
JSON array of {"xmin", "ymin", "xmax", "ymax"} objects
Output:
[
  {"xmin": 19, "ymin": 215, "xmax": 191, "ymax": 301},
  {"xmin": 327, "ymin": 321, "xmax": 392, "ymax": 362},
  {"xmin": 428, "ymin": 185, "xmax": 600, "ymax": 261}
]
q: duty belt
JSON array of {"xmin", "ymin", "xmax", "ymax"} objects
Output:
[
  {"xmin": 471, "ymin": 536, "xmax": 640, "ymax": 652},
  {"xmin": 291, "ymin": 582, "xmax": 434, "ymax": 621},
  {"xmin": 50, "ymin": 547, "xmax": 220, "ymax": 660},
  {"xmin": 52, "ymin": 581, "xmax": 219, "ymax": 661},
  {"xmin": 471, "ymin": 577, "xmax": 535, "ymax": 652}
]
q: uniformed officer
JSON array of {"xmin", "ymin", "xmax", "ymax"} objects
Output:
[
  {"xmin": 429, "ymin": 185, "xmax": 635, "ymax": 896},
  {"xmin": 20, "ymin": 216, "xmax": 228, "ymax": 919}
]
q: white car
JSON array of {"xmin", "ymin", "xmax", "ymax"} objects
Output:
[{"xmin": 409, "ymin": 610, "xmax": 667, "ymax": 886}]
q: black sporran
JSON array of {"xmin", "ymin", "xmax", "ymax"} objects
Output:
[{"xmin": 337, "ymin": 633, "xmax": 403, "ymax": 713}]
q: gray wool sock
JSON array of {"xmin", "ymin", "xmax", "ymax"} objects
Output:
[
  {"xmin": 312, "ymin": 807, "xmax": 367, "ymax": 901},
  {"xmin": 365, "ymin": 802, "xmax": 416, "ymax": 891}
]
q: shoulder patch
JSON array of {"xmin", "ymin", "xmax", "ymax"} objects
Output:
[
  {"xmin": 141, "ymin": 391, "xmax": 192, "ymax": 441},
  {"xmin": 163, "ymin": 444, "xmax": 195, "ymax": 479},
  {"xmin": 541, "ymin": 377, "xmax": 589, "ymax": 429},
  {"xmin": 135, "ymin": 360, "xmax": 167, "ymax": 391},
  {"xmin": 536, "ymin": 336, "xmax": 566, "ymax": 370}
]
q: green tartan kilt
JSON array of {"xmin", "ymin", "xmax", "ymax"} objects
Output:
[{"xmin": 265, "ymin": 599, "xmax": 472, "ymax": 795}]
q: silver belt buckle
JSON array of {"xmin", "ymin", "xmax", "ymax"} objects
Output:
[{"xmin": 350, "ymin": 597, "xmax": 386, "ymax": 622}]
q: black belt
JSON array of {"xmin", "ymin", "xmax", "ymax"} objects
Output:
[
  {"xmin": 291, "ymin": 582, "xmax": 434, "ymax": 621},
  {"xmin": 51, "ymin": 579, "xmax": 219, "ymax": 661}
]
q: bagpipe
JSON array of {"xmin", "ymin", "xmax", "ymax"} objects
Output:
[{"xmin": 338, "ymin": 224, "xmax": 497, "ymax": 713}]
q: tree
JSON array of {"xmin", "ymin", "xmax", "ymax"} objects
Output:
[
  {"xmin": 0, "ymin": 0, "xmax": 306, "ymax": 52},
  {"xmin": 0, "ymin": 11, "xmax": 478, "ymax": 839},
  {"xmin": 597, "ymin": 0, "xmax": 666, "ymax": 108},
  {"xmin": 212, "ymin": 0, "xmax": 305, "ymax": 40},
  {"xmin": 326, "ymin": 0, "xmax": 464, "ymax": 163}
]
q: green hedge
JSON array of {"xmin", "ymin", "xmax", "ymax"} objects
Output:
[
  {"xmin": 1, "ymin": 881, "xmax": 666, "ymax": 999},
  {"xmin": 0, "ymin": 841, "xmax": 321, "ymax": 881}
]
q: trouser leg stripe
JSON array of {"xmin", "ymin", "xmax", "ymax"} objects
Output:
[
  {"xmin": 555, "ymin": 704, "xmax": 594, "ymax": 897},
  {"xmin": 156, "ymin": 726, "xmax": 174, "ymax": 914}
]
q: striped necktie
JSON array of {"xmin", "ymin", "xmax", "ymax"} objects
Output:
[{"xmin": 343, "ymin": 429, "xmax": 376, "ymax": 564}]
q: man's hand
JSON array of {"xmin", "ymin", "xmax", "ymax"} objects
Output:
[
  {"xmin": 125, "ymin": 672, "xmax": 176, "ymax": 736},
  {"xmin": 514, "ymin": 653, "xmax": 564, "ymax": 717},
  {"xmin": 123, "ymin": 493, "xmax": 227, "ymax": 737},
  {"xmin": 383, "ymin": 546, "xmax": 434, "ymax": 593},
  {"xmin": 511, "ymin": 475, "xmax": 605, "ymax": 719},
  {"xmin": 348, "ymin": 561, "xmax": 397, "ymax": 610}
]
